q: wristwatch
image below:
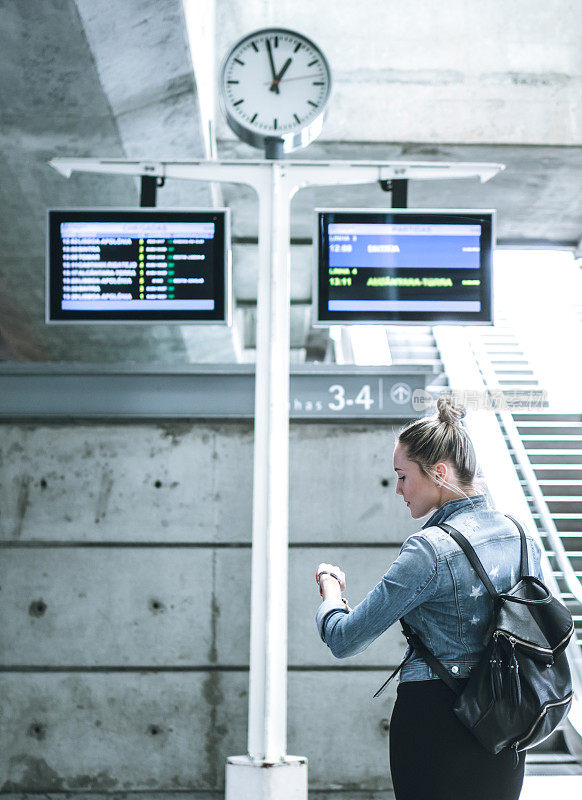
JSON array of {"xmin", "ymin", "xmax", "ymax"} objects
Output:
[
  {"xmin": 316, "ymin": 571, "xmax": 349, "ymax": 609},
  {"xmin": 316, "ymin": 569, "xmax": 340, "ymax": 585}
]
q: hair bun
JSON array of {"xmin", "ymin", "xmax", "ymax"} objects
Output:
[{"xmin": 437, "ymin": 395, "xmax": 466, "ymax": 425}]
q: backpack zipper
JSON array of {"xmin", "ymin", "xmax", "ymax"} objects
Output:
[
  {"xmin": 494, "ymin": 622, "xmax": 574, "ymax": 655},
  {"xmin": 512, "ymin": 693, "xmax": 573, "ymax": 751},
  {"xmin": 494, "ymin": 630, "xmax": 549, "ymax": 654}
]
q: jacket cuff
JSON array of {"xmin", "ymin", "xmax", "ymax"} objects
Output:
[{"xmin": 315, "ymin": 598, "xmax": 349, "ymax": 642}]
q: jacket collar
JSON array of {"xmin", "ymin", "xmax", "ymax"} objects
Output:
[{"xmin": 421, "ymin": 494, "xmax": 487, "ymax": 529}]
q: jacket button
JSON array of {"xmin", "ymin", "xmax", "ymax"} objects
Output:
[{"xmin": 451, "ymin": 665, "xmax": 459, "ymax": 674}]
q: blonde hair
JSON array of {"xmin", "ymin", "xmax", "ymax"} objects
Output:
[{"xmin": 398, "ymin": 395, "xmax": 480, "ymax": 500}]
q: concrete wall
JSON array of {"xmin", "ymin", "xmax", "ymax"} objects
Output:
[
  {"xmin": 0, "ymin": 421, "xmax": 419, "ymax": 795},
  {"xmin": 217, "ymin": 0, "xmax": 582, "ymax": 146}
]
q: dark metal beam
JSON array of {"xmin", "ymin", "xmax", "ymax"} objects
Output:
[{"xmin": 140, "ymin": 175, "xmax": 166, "ymax": 207}]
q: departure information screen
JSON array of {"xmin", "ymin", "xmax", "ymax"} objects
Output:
[
  {"xmin": 47, "ymin": 210, "xmax": 230, "ymax": 323},
  {"xmin": 315, "ymin": 210, "xmax": 494, "ymax": 324}
]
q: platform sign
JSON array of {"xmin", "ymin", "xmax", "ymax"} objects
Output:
[
  {"xmin": 0, "ymin": 366, "xmax": 436, "ymax": 419},
  {"xmin": 288, "ymin": 374, "xmax": 424, "ymax": 417}
]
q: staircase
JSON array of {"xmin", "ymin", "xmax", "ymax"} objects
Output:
[
  {"xmin": 514, "ymin": 413, "xmax": 582, "ymax": 649},
  {"xmin": 385, "ymin": 325, "xmax": 449, "ymax": 393},
  {"xmin": 470, "ymin": 319, "xmax": 582, "ymax": 771}
]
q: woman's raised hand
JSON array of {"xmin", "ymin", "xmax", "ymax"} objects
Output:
[{"xmin": 316, "ymin": 562, "xmax": 347, "ymax": 593}]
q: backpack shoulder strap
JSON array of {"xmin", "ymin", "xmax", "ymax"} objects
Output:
[
  {"xmin": 400, "ymin": 619, "xmax": 463, "ymax": 695},
  {"xmin": 437, "ymin": 522, "xmax": 499, "ymax": 598},
  {"xmin": 504, "ymin": 513, "xmax": 530, "ymax": 578}
]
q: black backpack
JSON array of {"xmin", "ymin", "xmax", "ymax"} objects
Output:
[{"xmin": 374, "ymin": 514, "xmax": 574, "ymax": 767}]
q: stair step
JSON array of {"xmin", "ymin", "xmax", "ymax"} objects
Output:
[
  {"xmin": 539, "ymin": 531, "xmax": 582, "ymax": 555},
  {"xmin": 559, "ymin": 595, "xmax": 582, "ymax": 611},
  {"xmin": 533, "ymin": 467, "xmax": 582, "ymax": 479},
  {"xmin": 523, "ymin": 451, "xmax": 582, "ymax": 464},
  {"xmin": 526, "ymin": 754, "xmax": 581, "ymax": 764},
  {"xmin": 513, "ymin": 414, "xmax": 582, "ymax": 422},
  {"xmin": 491, "ymin": 360, "xmax": 530, "ymax": 366},
  {"xmin": 498, "ymin": 379, "xmax": 541, "ymax": 386},
  {"xmin": 526, "ymin": 497, "xmax": 582, "ymax": 512},
  {"xmin": 388, "ymin": 346, "xmax": 441, "ymax": 357},
  {"xmin": 539, "ymin": 534, "xmax": 582, "ymax": 550},
  {"xmin": 523, "ymin": 771, "xmax": 582, "ymax": 786},
  {"xmin": 485, "ymin": 341, "xmax": 520, "ymax": 345},
  {"xmin": 486, "ymin": 349, "xmax": 526, "ymax": 355},
  {"xmin": 494, "ymin": 366, "xmax": 535, "ymax": 373},
  {"xmin": 523, "ymin": 435, "xmax": 582, "ymax": 446},
  {"xmin": 552, "ymin": 569, "xmax": 582, "ymax": 578},
  {"xmin": 516, "ymin": 421, "xmax": 582, "ymax": 428},
  {"xmin": 516, "ymin": 424, "xmax": 582, "ymax": 437},
  {"xmin": 543, "ymin": 552, "xmax": 582, "ymax": 564},
  {"xmin": 390, "ymin": 359, "xmax": 443, "ymax": 367},
  {"xmin": 531, "ymin": 515, "xmax": 582, "ymax": 532},
  {"xmin": 526, "ymin": 493, "xmax": 582, "ymax": 502},
  {"xmin": 523, "ymin": 479, "xmax": 582, "ymax": 495}
]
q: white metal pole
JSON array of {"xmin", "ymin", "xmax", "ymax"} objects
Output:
[{"xmin": 247, "ymin": 163, "xmax": 292, "ymax": 762}]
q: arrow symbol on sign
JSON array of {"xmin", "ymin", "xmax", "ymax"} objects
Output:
[{"xmin": 390, "ymin": 382, "xmax": 412, "ymax": 405}]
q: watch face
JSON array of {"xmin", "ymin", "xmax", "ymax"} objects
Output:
[{"xmin": 220, "ymin": 28, "xmax": 331, "ymax": 144}]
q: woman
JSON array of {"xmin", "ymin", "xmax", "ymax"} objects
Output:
[{"xmin": 315, "ymin": 395, "xmax": 543, "ymax": 800}]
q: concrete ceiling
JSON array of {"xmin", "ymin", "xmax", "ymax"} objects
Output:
[{"xmin": 1, "ymin": 0, "xmax": 581, "ymax": 363}]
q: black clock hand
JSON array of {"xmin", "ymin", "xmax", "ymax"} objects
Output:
[
  {"xmin": 275, "ymin": 58, "xmax": 292, "ymax": 84},
  {"xmin": 266, "ymin": 39, "xmax": 279, "ymax": 94},
  {"xmin": 269, "ymin": 57, "xmax": 293, "ymax": 93}
]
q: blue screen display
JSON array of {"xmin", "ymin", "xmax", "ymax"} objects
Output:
[{"xmin": 329, "ymin": 225, "xmax": 481, "ymax": 270}]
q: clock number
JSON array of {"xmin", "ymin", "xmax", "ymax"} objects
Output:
[
  {"xmin": 355, "ymin": 385, "xmax": 374, "ymax": 411},
  {"xmin": 328, "ymin": 384, "xmax": 346, "ymax": 411}
]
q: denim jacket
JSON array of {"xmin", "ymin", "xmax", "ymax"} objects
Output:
[{"xmin": 315, "ymin": 495, "xmax": 544, "ymax": 682}]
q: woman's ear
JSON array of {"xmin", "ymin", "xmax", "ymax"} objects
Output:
[{"xmin": 433, "ymin": 462, "xmax": 448, "ymax": 484}]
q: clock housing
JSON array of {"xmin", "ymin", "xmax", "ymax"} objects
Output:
[{"xmin": 219, "ymin": 27, "xmax": 332, "ymax": 154}]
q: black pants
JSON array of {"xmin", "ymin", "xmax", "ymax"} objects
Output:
[{"xmin": 389, "ymin": 678, "xmax": 525, "ymax": 800}]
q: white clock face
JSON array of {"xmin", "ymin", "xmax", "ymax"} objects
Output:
[{"xmin": 220, "ymin": 28, "xmax": 331, "ymax": 141}]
